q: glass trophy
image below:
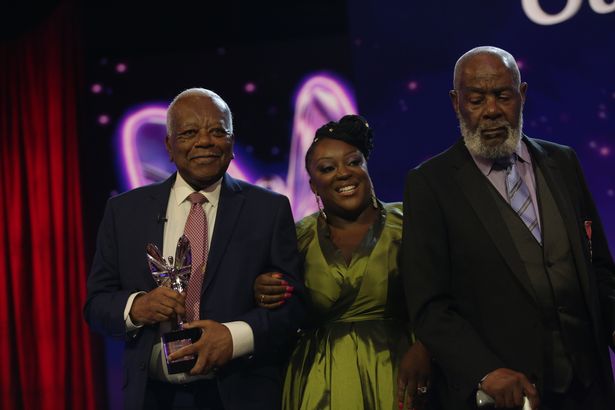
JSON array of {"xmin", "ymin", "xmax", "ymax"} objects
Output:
[{"xmin": 146, "ymin": 236, "xmax": 202, "ymax": 374}]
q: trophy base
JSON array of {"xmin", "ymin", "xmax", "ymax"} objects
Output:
[{"xmin": 162, "ymin": 327, "xmax": 202, "ymax": 374}]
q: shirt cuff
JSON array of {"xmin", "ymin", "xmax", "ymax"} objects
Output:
[
  {"xmin": 124, "ymin": 291, "xmax": 146, "ymax": 332},
  {"xmin": 223, "ymin": 321, "xmax": 254, "ymax": 359}
]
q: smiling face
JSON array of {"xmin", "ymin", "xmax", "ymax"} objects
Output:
[
  {"xmin": 307, "ymin": 138, "xmax": 373, "ymax": 220},
  {"xmin": 165, "ymin": 93, "xmax": 234, "ymax": 190},
  {"xmin": 450, "ymin": 51, "xmax": 527, "ymax": 159}
]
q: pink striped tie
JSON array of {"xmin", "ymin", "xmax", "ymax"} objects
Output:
[{"xmin": 183, "ymin": 192, "xmax": 208, "ymax": 322}]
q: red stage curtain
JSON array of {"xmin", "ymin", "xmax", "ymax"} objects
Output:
[{"xmin": 0, "ymin": 3, "xmax": 98, "ymax": 409}]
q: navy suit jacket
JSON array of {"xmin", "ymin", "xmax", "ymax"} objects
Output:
[
  {"xmin": 402, "ymin": 137, "xmax": 615, "ymax": 409},
  {"xmin": 84, "ymin": 173, "xmax": 305, "ymax": 409}
]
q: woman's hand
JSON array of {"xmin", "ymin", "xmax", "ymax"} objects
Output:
[
  {"xmin": 397, "ymin": 339, "xmax": 431, "ymax": 410},
  {"xmin": 253, "ymin": 271, "xmax": 294, "ymax": 309}
]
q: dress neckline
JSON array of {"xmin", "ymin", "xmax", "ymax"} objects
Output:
[{"xmin": 316, "ymin": 202, "xmax": 386, "ymax": 267}]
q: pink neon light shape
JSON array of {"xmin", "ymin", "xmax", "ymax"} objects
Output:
[
  {"xmin": 119, "ymin": 106, "xmax": 247, "ymax": 189},
  {"xmin": 118, "ymin": 73, "xmax": 357, "ymax": 220},
  {"xmin": 286, "ymin": 74, "xmax": 357, "ymax": 219}
]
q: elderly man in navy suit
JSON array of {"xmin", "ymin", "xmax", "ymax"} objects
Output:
[{"xmin": 85, "ymin": 88, "xmax": 305, "ymax": 410}]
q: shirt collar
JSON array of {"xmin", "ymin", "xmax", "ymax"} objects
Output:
[
  {"xmin": 172, "ymin": 173, "xmax": 222, "ymax": 208},
  {"xmin": 470, "ymin": 139, "xmax": 531, "ymax": 176}
]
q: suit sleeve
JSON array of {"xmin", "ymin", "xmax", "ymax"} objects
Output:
[
  {"xmin": 402, "ymin": 168, "xmax": 505, "ymax": 401},
  {"xmin": 569, "ymin": 150, "xmax": 615, "ymax": 344},
  {"xmin": 83, "ymin": 199, "xmax": 133, "ymax": 339},
  {"xmin": 236, "ymin": 195, "xmax": 306, "ymax": 357}
]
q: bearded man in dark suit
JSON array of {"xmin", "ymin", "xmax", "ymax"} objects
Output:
[{"xmin": 402, "ymin": 46, "xmax": 615, "ymax": 410}]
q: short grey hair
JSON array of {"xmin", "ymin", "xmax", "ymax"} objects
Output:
[
  {"xmin": 453, "ymin": 46, "xmax": 521, "ymax": 90},
  {"xmin": 166, "ymin": 88, "xmax": 234, "ymax": 134}
]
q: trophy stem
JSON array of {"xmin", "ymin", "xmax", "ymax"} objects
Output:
[{"xmin": 147, "ymin": 238, "xmax": 197, "ymax": 374}]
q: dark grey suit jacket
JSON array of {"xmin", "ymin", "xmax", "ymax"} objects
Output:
[
  {"xmin": 84, "ymin": 173, "xmax": 305, "ymax": 410},
  {"xmin": 402, "ymin": 137, "xmax": 615, "ymax": 409}
]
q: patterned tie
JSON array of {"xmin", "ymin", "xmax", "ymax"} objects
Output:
[
  {"xmin": 183, "ymin": 192, "xmax": 209, "ymax": 322},
  {"xmin": 505, "ymin": 155, "xmax": 542, "ymax": 244}
]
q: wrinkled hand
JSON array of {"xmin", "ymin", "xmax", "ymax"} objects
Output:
[
  {"xmin": 167, "ymin": 320, "xmax": 233, "ymax": 375},
  {"xmin": 480, "ymin": 368, "xmax": 539, "ymax": 409},
  {"xmin": 253, "ymin": 271, "xmax": 293, "ymax": 309},
  {"xmin": 397, "ymin": 340, "xmax": 431, "ymax": 410},
  {"xmin": 129, "ymin": 287, "xmax": 185, "ymax": 325}
]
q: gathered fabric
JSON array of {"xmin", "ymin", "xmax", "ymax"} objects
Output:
[{"xmin": 283, "ymin": 203, "xmax": 410, "ymax": 410}]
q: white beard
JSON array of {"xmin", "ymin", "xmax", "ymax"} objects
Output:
[{"xmin": 460, "ymin": 114, "xmax": 523, "ymax": 159}]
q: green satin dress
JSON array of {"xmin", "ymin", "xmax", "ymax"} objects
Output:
[{"xmin": 283, "ymin": 203, "xmax": 410, "ymax": 410}]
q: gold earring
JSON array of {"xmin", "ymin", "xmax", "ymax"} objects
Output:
[
  {"xmin": 371, "ymin": 186, "xmax": 378, "ymax": 209},
  {"xmin": 315, "ymin": 194, "xmax": 327, "ymax": 220}
]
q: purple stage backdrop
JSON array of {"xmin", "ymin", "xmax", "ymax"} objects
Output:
[{"xmin": 81, "ymin": 2, "xmax": 614, "ymax": 408}]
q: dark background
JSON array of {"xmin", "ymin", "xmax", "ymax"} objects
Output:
[{"xmin": 6, "ymin": 1, "xmax": 612, "ymax": 408}]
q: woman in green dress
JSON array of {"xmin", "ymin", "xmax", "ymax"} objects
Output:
[{"xmin": 255, "ymin": 115, "xmax": 431, "ymax": 410}]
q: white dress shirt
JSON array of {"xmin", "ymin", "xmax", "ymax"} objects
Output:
[{"xmin": 123, "ymin": 173, "xmax": 254, "ymax": 383}]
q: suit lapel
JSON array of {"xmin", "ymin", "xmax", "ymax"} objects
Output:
[
  {"xmin": 201, "ymin": 174, "xmax": 245, "ymax": 295},
  {"xmin": 525, "ymin": 137, "xmax": 591, "ymax": 301},
  {"xmin": 451, "ymin": 140, "xmax": 539, "ymax": 304},
  {"xmin": 144, "ymin": 174, "xmax": 176, "ymax": 251}
]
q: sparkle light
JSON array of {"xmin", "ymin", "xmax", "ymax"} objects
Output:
[
  {"xmin": 115, "ymin": 63, "xmax": 127, "ymax": 73},
  {"xmin": 98, "ymin": 114, "xmax": 110, "ymax": 125},
  {"xmin": 244, "ymin": 82, "xmax": 256, "ymax": 93},
  {"xmin": 407, "ymin": 81, "xmax": 418, "ymax": 91},
  {"xmin": 599, "ymin": 146, "xmax": 610, "ymax": 156},
  {"xmin": 91, "ymin": 83, "xmax": 103, "ymax": 94}
]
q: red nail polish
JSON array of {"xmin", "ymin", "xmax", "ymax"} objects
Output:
[
  {"xmin": 286, "ymin": 286, "xmax": 294, "ymax": 292},
  {"xmin": 284, "ymin": 292, "xmax": 292, "ymax": 299},
  {"xmin": 279, "ymin": 299, "xmax": 286, "ymax": 305},
  {"xmin": 280, "ymin": 280, "xmax": 288, "ymax": 285}
]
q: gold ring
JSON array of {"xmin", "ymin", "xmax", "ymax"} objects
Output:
[
  {"xmin": 260, "ymin": 294, "xmax": 265, "ymax": 303},
  {"xmin": 417, "ymin": 386, "xmax": 428, "ymax": 394}
]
